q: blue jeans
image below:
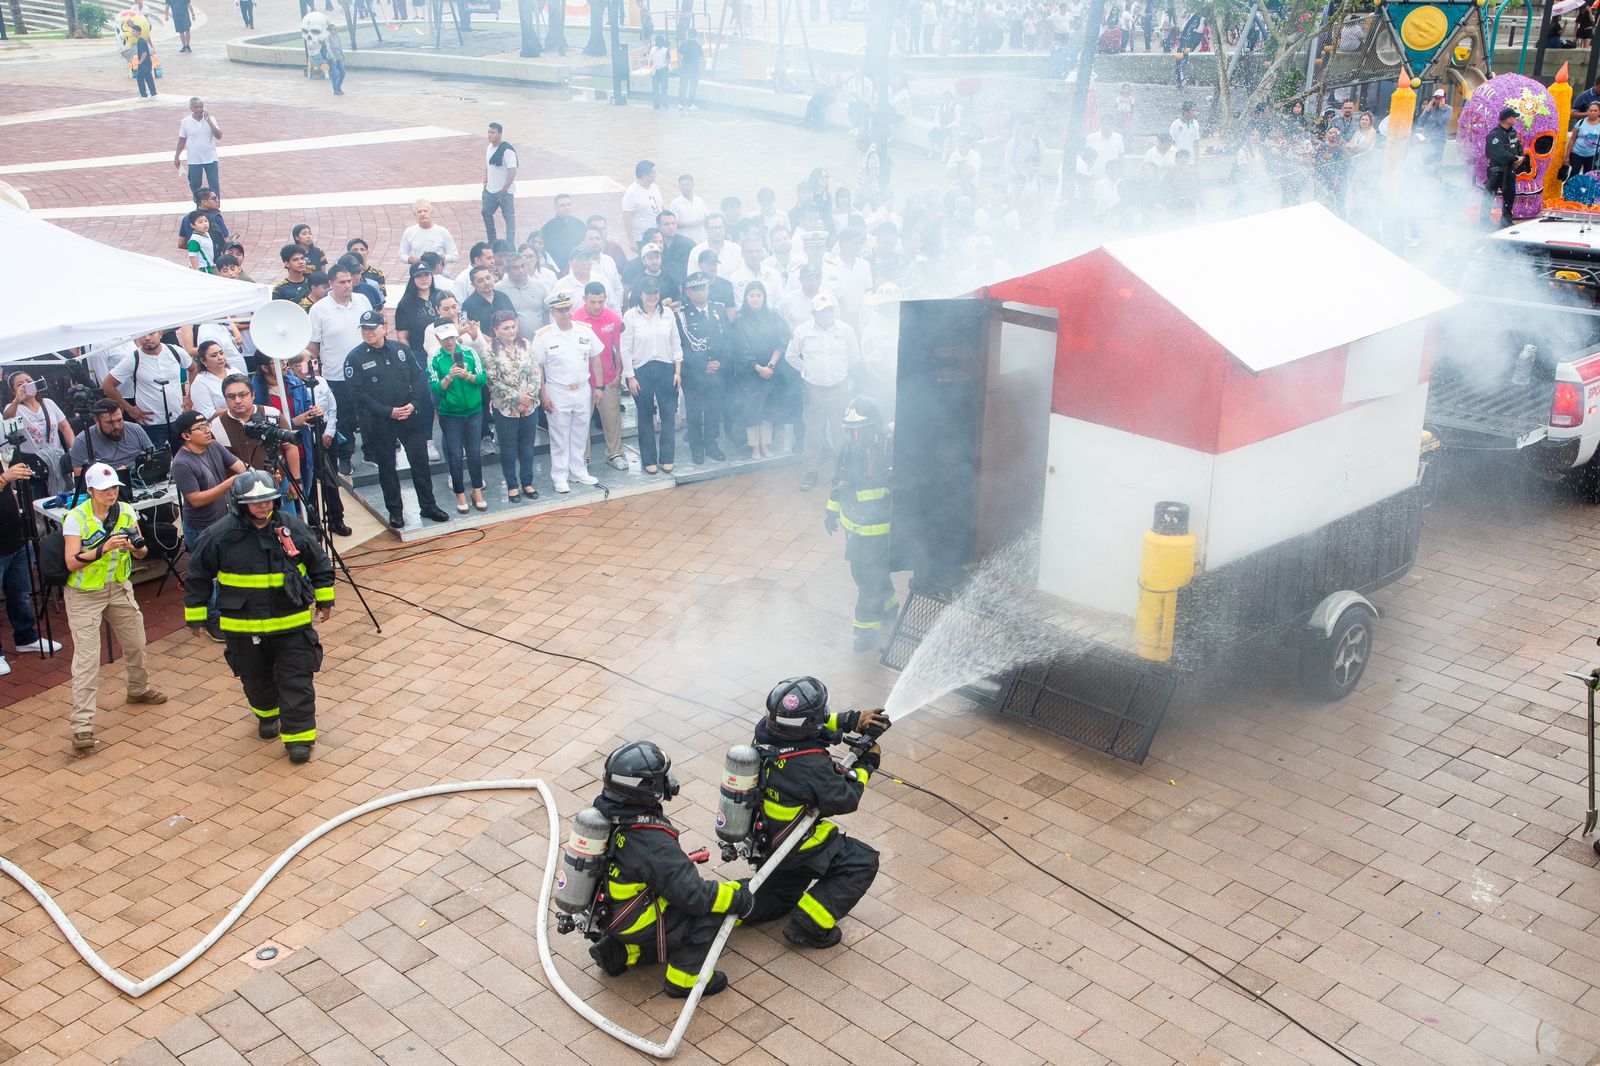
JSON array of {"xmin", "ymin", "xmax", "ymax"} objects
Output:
[
  {"xmin": 329, "ymin": 58, "xmax": 346, "ymax": 93},
  {"xmin": 440, "ymin": 409, "xmax": 485, "ymax": 494},
  {"xmin": 144, "ymin": 420, "xmax": 176, "ymax": 453},
  {"xmin": 493, "ymin": 411, "xmax": 538, "ymax": 490},
  {"xmin": 187, "ymin": 161, "xmax": 220, "ymax": 197},
  {"xmin": 0, "ymin": 546, "xmax": 40, "ymax": 650}
]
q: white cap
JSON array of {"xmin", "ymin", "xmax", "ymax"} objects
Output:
[
  {"xmin": 435, "ymin": 322, "xmax": 459, "ymax": 339},
  {"xmin": 811, "ymin": 293, "xmax": 837, "ymax": 312},
  {"xmin": 641, "ymin": 242, "xmax": 663, "ymax": 256},
  {"xmin": 84, "ymin": 462, "xmax": 122, "ymax": 490},
  {"xmin": 1433, "ymin": 88, "xmax": 1446, "ymax": 97}
]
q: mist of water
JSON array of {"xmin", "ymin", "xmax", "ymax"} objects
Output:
[{"xmin": 883, "ymin": 530, "xmax": 1088, "ymax": 722}]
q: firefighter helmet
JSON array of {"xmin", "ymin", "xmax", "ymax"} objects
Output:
[
  {"xmin": 230, "ymin": 470, "xmax": 281, "ymax": 515},
  {"xmin": 841, "ymin": 396, "xmax": 882, "ymax": 430},
  {"xmin": 601, "ymin": 740, "xmax": 680, "ymax": 805},
  {"xmin": 765, "ymin": 676, "xmax": 830, "ymax": 739}
]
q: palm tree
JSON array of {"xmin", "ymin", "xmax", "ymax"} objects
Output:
[{"xmin": 517, "ymin": 0, "xmax": 541, "ymax": 55}]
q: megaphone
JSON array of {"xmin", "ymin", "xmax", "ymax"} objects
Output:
[{"xmin": 252, "ymin": 299, "xmax": 312, "ymax": 362}]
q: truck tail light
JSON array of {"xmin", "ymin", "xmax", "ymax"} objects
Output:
[{"xmin": 1551, "ymin": 382, "xmax": 1583, "ymax": 428}]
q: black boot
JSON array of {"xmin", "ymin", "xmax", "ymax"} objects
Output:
[
  {"xmin": 258, "ymin": 716, "xmax": 280, "ymax": 740},
  {"xmin": 588, "ymin": 936, "xmax": 629, "ymax": 977},
  {"xmin": 783, "ymin": 917, "xmax": 842, "ymax": 949},
  {"xmin": 663, "ymin": 970, "xmax": 727, "ymax": 999},
  {"xmin": 286, "ymin": 742, "xmax": 314, "ymax": 764}
]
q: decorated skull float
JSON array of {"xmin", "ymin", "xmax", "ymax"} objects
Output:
[
  {"xmin": 301, "ymin": 11, "xmax": 332, "ymax": 47},
  {"xmin": 1457, "ymin": 73, "xmax": 1558, "ymax": 221}
]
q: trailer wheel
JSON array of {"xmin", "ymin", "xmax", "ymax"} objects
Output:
[{"xmin": 1302, "ymin": 607, "xmax": 1373, "ymax": 701}]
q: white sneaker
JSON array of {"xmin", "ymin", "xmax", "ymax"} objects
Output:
[
  {"xmin": 608, "ymin": 455, "xmax": 629, "ymax": 470},
  {"xmin": 14, "ymin": 638, "xmax": 62, "ymax": 653},
  {"xmin": 427, "ymin": 441, "xmax": 441, "ymax": 463},
  {"xmin": 574, "ymin": 473, "xmax": 600, "ymax": 486},
  {"xmin": 0, "ymin": 655, "xmax": 9, "ymax": 676},
  {"xmin": 554, "ymin": 481, "xmax": 570, "ymax": 493}
]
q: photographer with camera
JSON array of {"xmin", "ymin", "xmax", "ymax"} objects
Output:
[
  {"xmin": 211, "ymin": 374, "xmax": 302, "ymax": 486},
  {"xmin": 184, "ymin": 472, "xmax": 333, "ymax": 764},
  {"xmin": 62, "ymin": 463, "xmax": 167, "ymax": 752},
  {"xmin": 286, "ymin": 354, "xmax": 350, "ymax": 537},
  {"xmin": 5, "ymin": 370, "xmax": 75, "ymax": 497},
  {"xmin": 1, "ymin": 460, "xmax": 62, "ymax": 678},
  {"xmin": 170, "ymin": 411, "xmax": 248, "ymax": 641},
  {"xmin": 69, "ymin": 401, "xmax": 154, "ymax": 484},
  {"xmin": 100, "ymin": 331, "xmax": 187, "ymax": 453}
]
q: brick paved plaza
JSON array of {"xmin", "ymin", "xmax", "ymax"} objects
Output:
[{"xmin": 3, "ymin": 12, "xmax": 1600, "ymax": 1066}]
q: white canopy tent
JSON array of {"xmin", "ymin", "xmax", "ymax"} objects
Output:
[{"xmin": 0, "ymin": 204, "xmax": 270, "ymax": 363}]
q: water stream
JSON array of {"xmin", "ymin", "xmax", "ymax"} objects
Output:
[{"xmin": 883, "ymin": 530, "xmax": 1088, "ymax": 722}]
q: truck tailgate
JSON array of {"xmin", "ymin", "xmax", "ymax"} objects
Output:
[{"xmin": 1427, "ymin": 367, "xmax": 1550, "ymax": 449}]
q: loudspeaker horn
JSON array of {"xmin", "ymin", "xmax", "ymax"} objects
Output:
[{"xmin": 251, "ymin": 299, "xmax": 312, "ymax": 361}]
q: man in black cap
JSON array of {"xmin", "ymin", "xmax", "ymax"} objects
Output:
[
  {"xmin": 1484, "ymin": 106, "xmax": 1529, "ymax": 228},
  {"xmin": 344, "ymin": 311, "xmax": 449, "ymax": 529},
  {"xmin": 674, "ymin": 272, "xmax": 731, "ymax": 464}
]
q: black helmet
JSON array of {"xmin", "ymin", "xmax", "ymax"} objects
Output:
[
  {"xmin": 601, "ymin": 740, "xmax": 680, "ymax": 805},
  {"xmin": 841, "ymin": 396, "xmax": 882, "ymax": 430},
  {"xmin": 765, "ymin": 676, "xmax": 829, "ymax": 739},
  {"xmin": 230, "ymin": 470, "xmax": 281, "ymax": 516}
]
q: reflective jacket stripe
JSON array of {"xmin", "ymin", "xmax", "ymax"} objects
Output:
[
  {"xmin": 711, "ymin": 881, "xmax": 737, "ymax": 914},
  {"xmin": 184, "ymin": 606, "xmax": 208, "ymax": 622},
  {"xmin": 838, "ymin": 515, "xmax": 890, "ymax": 536},
  {"xmin": 855, "ymin": 487, "xmax": 888, "ymax": 501},
  {"xmin": 219, "ymin": 609, "xmax": 313, "ymax": 634},
  {"xmin": 314, "ymin": 586, "xmax": 335, "ymax": 603},
  {"xmin": 218, "ymin": 562, "xmax": 308, "ymax": 588}
]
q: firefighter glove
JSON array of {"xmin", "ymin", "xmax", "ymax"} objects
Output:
[
  {"xmin": 855, "ymin": 708, "xmax": 891, "ymax": 736},
  {"xmin": 858, "ymin": 744, "xmax": 882, "ymax": 772},
  {"xmin": 824, "ymin": 511, "xmax": 839, "ymax": 535},
  {"xmin": 731, "ymin": 884, "xmax": 756, "ymax": 919}
]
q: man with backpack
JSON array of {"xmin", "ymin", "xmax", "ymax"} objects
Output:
[{"xmin": 100, "ymin": 332, "xmax": 187, "ymax": 453}]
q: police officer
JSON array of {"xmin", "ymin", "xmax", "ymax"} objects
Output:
[
  {"xmin": 674, "ymin": 272, "xmax": 731, "ymax": 464},
  {"xmin": 745, "ymin": 677, "xmax": 888, "ymax": 948},
  {"xmin": 586, "ymin": 740, "xmax": 754, "ymax": 997},
  {"xmin": 1484, "ymin": 106, "xmax": 1529, "ymax": 228},
  {"xmin": 184, "ymin": 472, "xmax": 334, "ymax": 763},
  {"xmin": 344, "ymin": 310, "xmax": 449, "ymax": 529},
  {"xmin": 826, "ymin": 396, "xmax": 897, "ymax": 652},
  {"xmin": 531, "ymin": 290, "xmax": 602, "ymax": 493}
]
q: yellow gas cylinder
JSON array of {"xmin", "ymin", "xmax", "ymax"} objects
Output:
[{"xmin": 1135, "ymin": 502, "xmax": 1197, "ymax": 663}]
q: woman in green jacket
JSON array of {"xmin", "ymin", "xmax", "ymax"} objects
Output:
[{"xmin": 429, "ymin": 323, "xmax": 489, "ymax": 514}]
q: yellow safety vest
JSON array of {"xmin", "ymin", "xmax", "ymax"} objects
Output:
[{"xmin": 66, "ymin": 500, "xmax": 136, "ymax": 591}]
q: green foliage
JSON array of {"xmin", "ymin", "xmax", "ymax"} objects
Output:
[
  {"xmin": 77, "ymin": 1, "xmax": 112, "ymax": 35},
  {"xmin": 1273, "ymin": 66, "xmax": 1306, "ymax": 101}
]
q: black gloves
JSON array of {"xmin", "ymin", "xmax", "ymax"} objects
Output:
[
  {"xmin": 858, "ymin": 744, "xmax": 881, "ymax": 773},
  {"xmin": 824, "ymin": 511, "xmax": 839, "ymax": 535},
  {"xmin": 730, "ymin": 884, "xmax": 756, "ymax": 919}
]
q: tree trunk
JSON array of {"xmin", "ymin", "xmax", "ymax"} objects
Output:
[
  {"xmin": 546, "ymin": 0, "xmax": 567, "ymax": 52},
  {"xmin": 584, "ymin": 0, "xmax": 605, "ymax": 53},
  {"xmin": 517, "ymin": 0, "xmax": 542, "ymax": 55}
]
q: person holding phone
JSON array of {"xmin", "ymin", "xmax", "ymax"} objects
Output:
[
  {"xmin": 62, "ymin": 463, "xmax": 166, "ymax": 752},
  {"xmin": 429, "ymin": 324, "xmax": 488, "ymax": 513},
  {"xmin": 4, "ymin": 370, "xmax": 74, "ymax": 496}
]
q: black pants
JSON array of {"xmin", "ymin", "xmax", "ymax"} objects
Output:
[
  {"xmin": 681, "ymin": 366, "xmax": 724, "ymax": 457},
  {"xmin": 746, "ymin": 834, "xmax": 879, "ymax": 935},
  {"xmin": 634, "ymin": 361, "xmax": 678, "ymax": 467},
  {"xmin": 135, "ymin": 61, "xmax": 156, "ymax": 98},
  {"xmin": 848, "ymin": 535, "xmax": 897, "ymax": 633},
  {"xmin": 327, "ymin": 379, "xmax": 358, "ymax": 463},
  {"xmin": 307, "ymin": 441, "xmax": 346, "ymax": 528},
  {"xmin": 603, "ymin": 906, "xmax": 723, "ymax": 988},
  {"xmin": 367, "ymin": 423, "xmax": 438, "ymax": 515},
  {"xmin": 223, "ymin": 627, "xmax": 323, "ymax": 744},
  {"xmin": 1485, "ymin": 165, "xmax": 1518, "ymax": 225}
]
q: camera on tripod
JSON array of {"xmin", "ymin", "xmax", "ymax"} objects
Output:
[{"xmin": 244, "ymin": 415, "xmax": 301, "ymax": 451}]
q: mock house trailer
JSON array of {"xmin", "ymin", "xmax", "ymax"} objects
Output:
[{"xmin": 882, "ymin": 204, "xmax": 1461, "ymax": 763}]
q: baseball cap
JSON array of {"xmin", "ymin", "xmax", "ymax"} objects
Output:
[
  {"xmin": 641, "ymin": 242, "xmax": 663, "ymax": 256},
  {"xmin": 359, "ymin": 310, "xmax": 385, "ymax": 327},
  {"xmin": 683, "ymin": 272, "xmax": 710, "ymax": 289},
  {"xmin": 1433, "ymin": 88, "xmax": 1446, "ymax": 97},
  {"xmin": 173, "ymin": 410, "xmax": 208, "ymax": 438},
  {"xmin": 811, "ymin": 293, "xmax": 837, "ymax": 312},
  {"xmin": 545, "ymin": 290, "xmax": 575, "ymax": 310},
  {"xmin": 1499, "ymin": 106, "xmax": 1519, "ymax": 121},
  {"xmin": 409, "ymin": 262, "xmax": 433, "ymax": 277},
  {"xmin": 435, "ymin": 322, "xmax": 459, "ymax": 339},
  {"xmin": 84, "ymin": 462, "xmax": 122, "ymax": 490}
]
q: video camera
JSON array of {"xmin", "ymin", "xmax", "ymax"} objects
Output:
[{"xmin": 244, "ymin": 415, "xmax": 301, "ymax": 450}]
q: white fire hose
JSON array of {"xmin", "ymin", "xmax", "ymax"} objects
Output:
[{"xmin": 0, "ymin": 776, "xmax": 822, "ymax": 1059}]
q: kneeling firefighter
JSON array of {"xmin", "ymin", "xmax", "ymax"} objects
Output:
[
  {"xmin": 556, "ymin": 740, "xmax": 755, "ymax": 998},
  {"xmin": 825, "ymin": 396, "xmax": 897, "ymax": 653},
  {"xmin": 183, "ymin": 471, "xmax": 334, "ymax": 764},
  {"xmin": 718, "ymin": 677, "xmax": 889, "ymax": 948}
]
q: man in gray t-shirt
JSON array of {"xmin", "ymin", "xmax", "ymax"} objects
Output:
[
  {"xmin": 69, "ymin": 402, "xmax": 155, "ymax": 476},
  {"xmin": 169, "ymin": 411, "xmax": 246, "ymax": 546}
]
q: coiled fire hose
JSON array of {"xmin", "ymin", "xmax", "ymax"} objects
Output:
[{"xmin": 0, "ymin": 776, "xmax": 826, "ymax": 1060}]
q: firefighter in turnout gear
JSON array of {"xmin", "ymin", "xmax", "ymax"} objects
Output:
[
  {"xmin": 825, "ymin": 396, "xmax": 898, "ymax": 652},
  {"xmin": 586, "ymin": 741, "xmax": 755, "ymax": 998},
  {"xmin": 745, "ymin": 677, "xmax": 888, "ymax": 949},
  {"xmin": 184, "ymin": 471, "xmax": 334, "ymax": 764}
]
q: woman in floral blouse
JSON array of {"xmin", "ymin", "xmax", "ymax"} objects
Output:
[{"xmin": 483, "ymin": 310, "xmax": 542, "ymax": 500}]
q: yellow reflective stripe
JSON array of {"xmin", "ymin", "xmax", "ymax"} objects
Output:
[
  {"xmin": 853, "ymin": 767, "xmax": 869, "ymax": 786},
  {"xmin": 796, "ymin": 892, "xmax": 836, "ymax": 930},
  {"xmin": 826, "ymin": 498, "xmax": 841, "ymax": 512},
  {"xmin": 838, "ymin": 516, "xmax": 890, "ymax": 536},
  {"xmin": 219, "ymin": 610, "xmax": 313, "ymax": 633},
  {"xmin": 855, "ymin": 487, "xmax": 888, "ymax": 501},
  {"xmin": 184, "ymin": 606, "xmax": 208, "ymax": 622},
  {"xmin": 801, "ymin": 821, "xmax": 835, "ymax": 850},
  {"xmin": 824, "ymin": 712, "xmax": 840, "ymax": 731},
  {"xmin": 280, "ymin": 728, "xmax": 316, "ymax": 743},
  {"xmin": 618, "ymin": 898, "xmax": 666, "ymax": 935},
  {"xmin": 712, "ymin": 881, "xmax": 736, "ymax": 914},
  {"xmin": 218, "ymin": 571, "xmax": 285, "ymax": 588},
  {"xmin": 314, "ymin": 587, "xmax": 334, "ymax": 603},
  {"xmin": 852, "ymin": 619, "xmax": 882, "ymax": 630},
  {"xmin": 252, "ymin": 706, "xmax": 281, "ymax": 719},
  {"xmin": 664, "ymin": 964, "xmax": 698, "ymax": 988},
  {"xmin": 624, "ymin": 943, "xmax": 641, "ymax": 965},
  {"xmin": 608, "ymin": 880, "xmax": 644, "ymax": 900},
  {"xmin": 763, "ymin": 798, "xmax": 804, "ymax": 820}
]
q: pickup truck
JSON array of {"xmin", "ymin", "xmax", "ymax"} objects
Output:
[{"xmin": 1433, "ymin": 216, "xmax": 1600, "ymax": 501}]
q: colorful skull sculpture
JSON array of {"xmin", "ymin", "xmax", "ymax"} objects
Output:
[
  {"xmin": 1457, "ymin": 73, "xmax": 1558, "ymax": 221},
  {"xmin": 300, "ymin": 11, "xmax": 332, "ymax": 47}
]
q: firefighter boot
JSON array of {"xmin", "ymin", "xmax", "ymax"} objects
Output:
[
  {"xmin": 853, "ymin": 628, "xmax": 878, "ymax": 653},
  {"xmin": 663, "ymin": 969, "xmax": 728, "ymax": 999},
  {"xmin": 783, "ymin": 915, "xmax": 843, "ymax": 949},
  {"xmin": 588, "ymin": 936, "xmax": 630, "ymax": 977},
  {"xmin": 286, "ymin": 742, "xmax": 314, "ymax": 764},
  {"xmin": 258, "ymin": 716, "xmax": 281, "ymax": 740}
]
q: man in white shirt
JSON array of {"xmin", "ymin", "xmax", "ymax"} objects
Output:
[
  {"xmin": 482, "ymin": 121, "xmax": 518, "ymax": 244},
  {"xmin": 306, "ymin": 263, "xmax": 374, "ymax": 474},
  {"xmin": 668, "ymin": 172, "xmax": 711, "ymax": 245},
  {"xmin": 689, "ymin": 213, "xmax": 740, "ymax": 278},
  {"xmin": 555, "ymin": 247, "xmax": 619, "ymax": 313},
  {"xmin": 620, "ymin": 159, "xmax": 664, "ymax": 251},
  {"xmin": 399, "ymin": 199, "xmax": 459, "ymax": 267},
  {"xmin": 1084, "ymin": 113, "xmax": 1124, "ymax": 178},
  {"xmin": 728, "ymin": 234, "xmax": 779, "ymax": 308},
  {"xmin": 453, "ymin": 241, "xmax": 497, "ymax": 302},
  {"xmin": 497, "ymin": 251, "xmax": 549, "ymax": 338},
  {"xmin": 785, "ymin": 230, "xmax": 846, "ymax": 297},
  {"xmin": 947, "ymin": 132, "xmax": 983, "ymax": 184},
  {"xmin": 780, "ymin": 267, "xmax": 825, "ymax": 331},
  {"xmin": 1169, "ymin": 102, "xmax": 1201, "ymax": 158},
  {"xmin": 1143, "ymin": 131, "xmax": 1177, "ymax": 168},
  {"xmin": 101, "ymin": 331, "xmax": 187, "ymax": 452},
  {"xmin": 831, "ymin": 228, "xmax": 874, "ymax": 325},
  {"xmin": 173, "ymin": 97, "xmax": 222, "ymax": 197},
  {"xmin": 786, "ymin": 293, "xmax": 860, "ymax": 491}
]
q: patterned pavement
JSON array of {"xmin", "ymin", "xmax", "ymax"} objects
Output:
[{"xmin": 2, "ymin": 15, "xmax": 1600, "ymax": 1066}]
